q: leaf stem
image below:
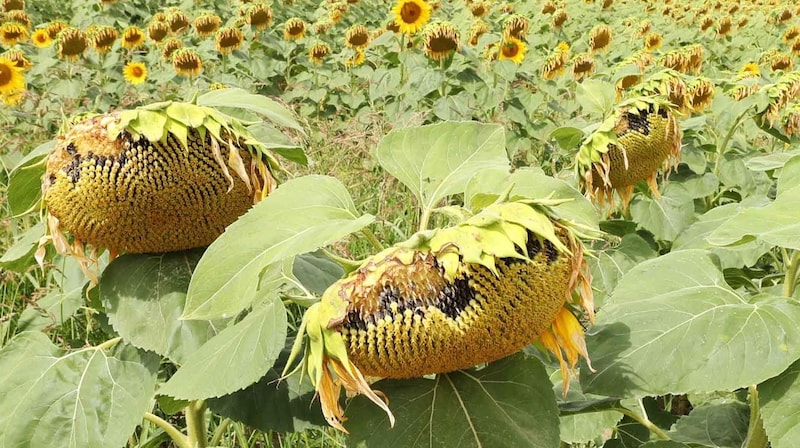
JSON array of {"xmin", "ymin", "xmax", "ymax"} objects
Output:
[
  {"xmin": 320, "ymin": 247, "xmax": 363, "ymax": 272},
  {"xmin": 209, "ymin": 417, "xmax": 232, "ymax": 447},
  {"xmin": 419, "ymin": 206, "xmax": 433, "ymax": 232},
  {"xmin": 361, "ymin": 227, "xmax": 385, "ymax": 252},
  {"xmin": 96, "ymin": 337, "xmax": 122, "ymax": 351},
  {"xmin": 143, "ymin": 412, "xmax": 191, "ymax": 448},
  {"xmin": 743, "ymin": 385, "xmax": 769, "ymax": 448},
  {"xmin": 713, "ymin": 108, "xmax": 751, "ymax": 177},
  {"xmin": 783, "ymin": 250, "xmax": 800, "ymax": 298},
  {"xmin": 614, "ymin": 404, "xmax": 670, "ymax": 440},
  {"xmin": 185, "ymin": 400, "xmax": 208, "ymax": 448}
]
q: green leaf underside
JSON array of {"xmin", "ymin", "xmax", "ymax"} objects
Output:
[
  {"xmin": 590, "ymin": 233, "xmax": 657, "ymax": 309},
  {"xmin": 0, "ymin": 221, "xmax": 45, "ymax": 272},
  {"xmin": 582, "ymin": 249, "xmax": 800, "ymax": 398},
  {"xmin": 560, "ymin": 411, "xmax": 623, "ymax": 444},
  {"xmin": 196, "ymin": 88, "xmax": 305, "ymax": 133},
  {"xmin": 17, "ymin": 256, "xmax": 84, "ymax": 332},
  {"xmin": 159, "ymin": 299, "xmax": 287, "ymax": 400},
  {"xmin": 183, "ymin": 175, "xmax": 374, "ymax": 320},
  {"xmin": 0, "ymin": 333, "xmax": 157, "ymax": 448},
  {"xmin": 345, "ymin": 354, "xmax": 559, "ymax": 448},
  {"xmin": 292, "ymin": 251, "xmax": 344, "ymax": 296},
  {"xmin": 100, "ymin": 250, "xmax": 223, "ymax": 364},
  {"xmin": 708, "ymin": 185, "xmax": 800, "ymax": 250},
  {"xmin": 375, "ymin": 121, "xmax": 510, "ymax": 222},
  {"xmin": 760, "ymin": 360, "xmax": 800, "ymax": 448},
  {"xmin": 668, "ymin": 402, "xmax": 749, "ymax": 448}
]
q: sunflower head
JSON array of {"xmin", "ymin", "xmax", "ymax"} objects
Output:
[
  {"xmin": 782, "ymin": 103, "xmax": 800, "ymax": 136},
  {"xmin": 589, "ymin": 24, "xmax": 612, "ymax": 53},
  {"xmin": 121, "ymin": 26, "xmax": 145, "ymax": 49},
  {"xmin": 0, "ymin": 22, "xmax": 27, "ymax": 46},
  {"xmin": 572, "ymin": 52, "xmax": 595, "ymax": 81},
  {"xmin": 244, "ymin": 2, "xmax": 273, "ymax": 30},
  {"xmin": 717, "ymin": 16, "xmax": 732, "ymax": 36},
  {"xmin": 688, "ymin": 77, "xmax": 715, "ymax": 113},
  {"xmin": 470, "ymin": 1, "xmax": 489, "ymax": 18},
  {"xmin": 160, "ymin": 37, "xmax": 182, "ymax": 61},
  {"xmin": 308, "ymin": 42, "xmax": 331, "ymax": 65},
  {"xmin": 344, "ymin": 24, "xmax": 370, "ymax": 49},
  {"xmin": 147, "ymin": 19, "xmax": 170, "ymax": 43},
  {"xmin": 498, "ymin": 35, "xmax": 527, "ymax": 65},
  {"xmin": 784, "ymin": 26, "xmax": 800, "ymax": 43},
  {"xmin": 283, "ymin": 17, "xmax": 306, "ymax": 40},
  {"xmin": 636, "ymin": 19, "xmax": 652, "ymax": 37},
  {"xmin": 643, "ymin": 32, "xmax": 662, "ymax": 51},
  {"xmin": 312, "ymin": 20, "xmax": 335, "ymax": 35},
  {"xmin": 123, "ymin": 61, "xmax": 147, "ymax": 85},
  {"xmin": 552, "ymin": 9, "xmax": 569, "ymax": 28},
  {"xmin": 770, "ymin": 53, "xmax": 793, "ymax": 72},
  {"xmin": 0, "ymin": 56, "xmax": 24, "ymax": 103},
  {"xmin": 542, "ymin": 1, "xmax": 556, "ymax": 14},
  {"xmin": 2, "ymin": 0, "xmax": 24, "ymax": 11},
  {"xmin": 503, "ymin": 14, "xmax": 529, "ymax": 40},
  {"xmin": 700, "ymin": 16, "xmax": 714, "ymax": 31},
  {"xmin": 422, "ymin": 20, "xmax": 460, "ymax": 61},
  {"xmin": 166, "ymin": 7, "xmax": 191, "ymax": 34},
  {"xmin": 172, "ymin": 48, "xmax": 203, "ymax": 77},
  {"xmin": 215, "ymin": 26, "xmax": 245, "ymax": 55},
  {"xmin": 345, "ymin": 49, "xmax": 366, "ymax": 67},
  {"xmin": 2, "ymin": 48, "xmax": 29, "ymax": 70},
  {"xmin": 45, "ymin": 20, "xmax": 67, "ymax": 39},
  {"xmin": 739, "ymin": 62, "xmax": 760, "ymax": 77},
  {"xmin": 194, "ymin": 11, "xmax": 222, "ymax": 37},
  {"xmin": 468, "ymin": 20, "xmax": 488, "ymax": 46},
  {"xmin": 391, "ymin": 0, "xmax": 432, "ymax": 34},
  {"xmin": 56, "ymin": 27, "xmax": 87, "ymax": 60},
  {"xmin": 90, "ymin": 26, "xmax": 118, "ymax": 54},
  {"xmin": 31, "ymin": 28, "xmax": 51, "ymax": 47},
  {"xmin": 542, "ymin": 44, "xmax": 570, "ymax": 80}
]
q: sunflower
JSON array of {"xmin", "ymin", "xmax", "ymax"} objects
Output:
[
  {"xmin": 792, "ymin": 39, "xmax": 800, "ymax": 57},
  {"xmin": 552, "ymin": 9, "xmax": 568, "ymax": 29},
  {"xmin": 643, "ymin": 32, "xmax": 662, "ymax": 52},
  {"xmin": 688, "ymin": 77, "xmax": 715, "ymax": 112},
  {"xmin": 422, "ymin": 21, "xmax": 459, "ymax": 61},
  {"xmin": 345, "ymin": 49, "xmax": 366, "ymax": 67},
  {"xmin": 147, "ymin": 20, "xmax": 170, "ymax": 43},
  {"xmin": 785, "ymin": 26, "xmax": 800, "ymax": 43},
  {"xmin": 739, "ymin": 62, "xmax": 760, "ymax": 77},
  {"xmin": 45, "ymin": 21, "xmax": 67, "ymax": 40},
  {"xmin": 123, "ymin": 61, "xmax": 147, "ymax": 85},
  {"xmin": 770, "ymin": 53, "xmax": 793, "ymax": 72},
  {"xmin": 121, "ymin": 26, "xmax": 145, "ymax": 49},
  {"xmin": 782, "ymin": 103, "xmax": 800, "ymax": 136},
  {"xmin": 391, "ymin": 0, "xmax": 432, "ymax": 34},
  {"xmin": 308, "ymin": 42, "xmax": 331, "ymax": 65},
  {"xmin": 470, "ymin": 1, "xmax": 489, "ymax": 18},
  {"xmin": 602, "ymin": 0, "xmax": 613, "ymax": 9},
  {"xmin": 194, "ymin": 12, "xmax": 221, "ymax": 37},
  {"xmin": 717, "ymin": 16, "xmax": 732, "ymax": 36},
  {"xmin": 738, "ymin": 17, "xmax": 749, "ymax": 28},
  {"xmin": 344, "ymin": 24, "xmax": 370, "ymax": 49},
  {"xmin": 685, "ymin": 44, "xmax": 704, "ymax": 73},
  {"xmin": 778, "ymin": 8, "xmax": 793, "ymax": 23},
  {"xmin": 503, "ymin": 14, "xmax": 529, "ymax": 40},
  {"xmin": 5, "ymin": 10, "xmax": 30, "ymax": 29},
  {"xmin": 0, "ymin": 22, "xmax": 27, "ymax": 46},
  {"xmin": 215, "ymin": 26, "xmax": 244, "ymax": 55},
  {"xmin": 161, "ymin": 38, "xmax": 182, "ymax": 61},
  {"xmin": 572, "ymin": 53, "xmax": 595, "ymax": 81},
  {"xmin": 468, "ymin": 20, "xmax": 488, "ymax": 46},
  {"xmin": 498, "ymin": 36, "xmax": 527, "ymax": 64},
  {"xmin": 283, "ymin": 17, "xmax": 306, "ymax": 40},
  {"xmin": 700, "ymin": 16, "xmax": 714, "ymax": 31},
  {"xmin": 312, "ymin": 20, "xmax": 335, "ymax": 35},
  {"xmin": 244, "ymin": 3, "xmax": 273, "ymax": 30},
  {"xmin": 0, "ymin": 57, "xmax": 24, "ymax": 100},
  {"xmin": 542, "ymin": 1, "xmax": 556, "ymax": 14},
  {"xmin": 90, "ymin": 26, "xmax": 117, "ymax": 54},
  {"xmin": 167, "ymin": 8, "xmax": 190, "ymax": 34},
  {"xmin": 56, "ymin": 27, "xmax": 87, "ymax": 60},
  {"xmin": 2, "ymin": 0, "xmax": 24, "ymax": 11},
  {"xmin": 31, "ymin": 29, "xmax": 52, "ymax": 47},
  {"xmin": 2, "ymin": 48, "xmax": 29, "ymax": 71},
  {"xmin": 172, "ymin": 48, "xmax": 203, "ymax": 77},
  {"xmin": 636, "ymin": 19, "xmax": 652, "ymax": 37},
  {"xmin": 589, "ymin": 25, "xmax": 612, "ymax": 53}
]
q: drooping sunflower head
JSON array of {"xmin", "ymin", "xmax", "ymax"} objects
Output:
[
  {"xmin": 44, "ymin": 20, "xmax": 67, "ymax": 39},
  {"xmin": 468, "ymin": 20, "xmax": 488, "ymax": 46},
  {"xmin": 215, "ymin": 26, "xmax": 245, "ymax": 55},
  {"xmin": 783, "ymin": 26, "xmax": 800, "ymax": 43},
  {"xmin": 577, "ymin": 97, "xmax": 682, "ymax": 210},
  {"xmin": 503, "ymin": 14, "xmax": 529, "ymax": 40},
  {"xmin": 244, "ymin": 2, "xmax": 273, "ymax": 30},
  {"xmin": 700, "ymin": 16, "xmax": 714, "ymax": 31},
  {"xmin": 687, "ymin": 77, "xmax": 715, "ymax": 113},
  {"xmin": 172, "ymin": 48, "xmax": 203, "ymax": 77},
  {"xmin": 589, "ymin": 24, "xmax": 612, "ymax": 53},
  {"xmin": 166, "ymin": 7, "xmax": 191, "ymax": 34},
  {"xmin": 56, "ymin": 27, "xmax": 87, "ymax": 60},
  {"xmin": 5, "ymin": 10, "xmax": 29, "ymax": 29},
  {"xmin": 121, "ymin": 26, "xmax": 145, "ymax": 49},
  {"xmin": 283, "ymin": 17, "xmax": 306, "ymax": 40},
  {"xmin": 422, "ymin": 20, "xmax": 460, "ymax": 61},
  {"xmin": 792, "ymin": 39, "xmax": 800, "ymax": 57},
  {"xmin": 763, "ymin": 72, "xmax": 800, "ymax": 126},
  {"xmin": 90, "ymin": 26, "xmax": 117, "ymax": 54},
  {"xmin": 308, "ymin": 42, "xmax": 331, "ymax": 65},
  {"xmin": 660, "ymin": 48, "xmax": 689, "ymax": 73},
  {"xmin": 602, "ymin": 0, "xmax": 613, "ymax": 9},
  {"xmin": 312, "ymin": 19, "xmax": 335, "ymax": 35},
  {"xmin": 572, "ymin": 52, "xmax": 595, "ymax": 81},
  {"xmin": 636, "ymin": 19, "xmax": 652, "ymax": 37},
  {"xmin": 391, "ymin": 0, "xmax": 432, "ymax": 35},
  {"xmin": 0, "ymin": 21, "xmax": 27, "ymax": 46},
  {"xmin": 284, "ymin": 199, "xmax": 594, "ymax": 431},
  {"xmin": 2, "ymin": 48, "xmax": 30, "ymax": 70},
  {"xmin": 552, "ymin": 9, "xmax": 569, "ymax": 28},
  {"xmin": 542, "ymin": 43, "xmax": 570, "ymax": 80},
  {"xmin": 542, "ymin": 1, "xmax": 556, "ymax": 14},
  {"xmin": 161, "ymin": 37, "xmax": 182, "ymax": 61},
  {"xmin": 147, "ymin": 19, "xmax": 170, "ymax": 43},
  {"xmin": 344, "ymin": 24, "xmax": 370, "ymax": 49},
  {"xmin": 345, "ymin": 49, "xmax": 366, "ymax": 67},
  {"xmin": 685, "ymin": 44, "xmax": 704, "ymax": 73},
  {"xmin": 2, "ymin": 0, "xmax": 24, "ymax": 11},
  {"xmin": 194, "ymin": 11, "xmax": 221, "ymax": 37},
  {"xmin": 498, "ymin": 35, "xmax": 527, "ymax": 65},
  {"xmin": 122, "ymin": 61, "xmax": 147, "ymax": 85},
  {"xmin": 717, "ymin": 16, "xmax": 732, "ymax": 36},
  {"xmin": 469, "ymin": 1, "xmax": 489, "ymax": 18},
  {"xmin": 769, "ymin": 52, "xmax": 793, "ymax": 72},
  {"xmin": 643, "ymin": 32, "xmax": 662, "ymax": 51},
  {"xmin": 782, "ymin": 103, "xmax": 800, "ymax": 136}
]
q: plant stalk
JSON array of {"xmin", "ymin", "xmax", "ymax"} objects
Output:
[
  {"xmin": 361, "ymin": 227, "xmax": 385, "ymax": 252},
  {"xmin": 712, "ymin": 108, "xmax": 750, "ymax": 177},
  {"xmin": 143, "ymin": 412, "xmax": 191, "ymax": 448},
  {"xmin": 743, "ymin": 385, "xmax": 769, "ymax": 448},
  {"xmin": 185, "ymin": 400, "xmax": 208, "ymax": 448},
  {"xmin": 614, "ymin": 405, "xmax": 670, "ymax": 440},
  {"xmin": 209, "ymin": 417, "xmax": 232, "ymax": 447},
  {"xmin": 783, "ymin": 250, "xmax": 800, "ymax": 297}
]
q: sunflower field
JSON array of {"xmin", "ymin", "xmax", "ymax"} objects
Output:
[{"xmin": 3, "ymin": 0, "xmax": 800, "ymax": 446}]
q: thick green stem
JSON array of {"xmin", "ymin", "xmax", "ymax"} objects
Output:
[
  {"xmin": 713, "ymin": 109, "xmax": 750, "ymax": 177},
  {"xmin": 143, "ymin": 412, "xmax": 191, "ymax": 448},
  {"xmin": 185, "ymin": 400, "xmax": 208, "ymax": 448},
  {"xmin": 320, "ymin": 247, "xmax": 363, "ymax": 272},
  {"xmin": 209, "ymin": 418, "xmax": 232, "ymax": 447},
  {"xmin": 361, "ymin": 227, "xmax": 385, "ymax": 252},
  {"xmin": 743, "ymin": 385, "xmax": 770, "ymax": 448},
  {"xmin": 96, "ymin": 337, "xmax": 122, "ymax": 351},
  {"xmin": 783, "ymin": 250, "xmax": 800, "ymax": 297},
  {"xmin": 419, "ymin": 206, "xmax": 433, "ymax": 232},
  {"xmin": 614, "ymin": 404, "xmax": 670, "ymax": 440}
]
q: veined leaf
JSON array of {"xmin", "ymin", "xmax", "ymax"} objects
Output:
[
  {"xmin": 197, "ymin": 88, "xmax": 304, "ymax": 133},
  {"xmin": 760, "ymin": 360, "xmax": 800, "ymax": 448},
  {"xmin": 17, "ymin": 255, "xmax": 85, "ymax": 332},
  {"xmin": 0, "ymin": 333, "xmax": 157, "ymax": 448},
  {"xmin": 582, "ymin": 250, "xmax": 800, "ymax": 398},
  {"xmin": 346, "ymin": 354, "xmax": 559, "ymax": 448},
  {"xmin": 183, "ymin": 175, "xmax": 374, "ymax": 320},
  {"xmin": 668, "ymin": 402, "xmax": 749, "ymax": 448},
  {"xmin": 630, "ymin": 183, "xmax": 696, "ymax": 242},
  {"xmin": 576, "ymin": 79, "xmax": 616, "ymax": 117}
]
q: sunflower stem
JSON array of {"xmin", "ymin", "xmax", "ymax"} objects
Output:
[
  {"xmin": 743, "ymin": 385, "xmax": 769, "ymax": 448},
  {"xmin": 362, "ymin": 227, "xmax": 385, "ymax": 252},
  {"xmin": 712, "ymin": 107, "xmax": 750, "ymax": 177},
  {"xmin": 185, "ymin": 400, "xmax": 208, "ymax": 448},
  {"xmin": 782, "ymin": 249, "xmax": 800, "ymax": 297},
  {"xmin": 143, "ymin": 412, "xmax": 191, "ymax": 448},
  {"xmin": 614, "ymin": 404, "xmax": 670, "ymax": 440}
]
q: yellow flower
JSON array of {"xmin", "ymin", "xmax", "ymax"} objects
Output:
[
  {"xmin": 644, "ymin": 32, "xmax": 662, "ymax": 51},
  {"xmin": 557, "ymin": 42, "xmax": 570, "ymax": 53},
  {"xmin": 283, "ymin": 17, "xmax": 306, "ymax": 40},
  {"xmin": 391, "ymin": 0, "xmax": 432, "ymax": 35},
  {"xmin": 121, "ymin": 26, "xmax": 145, "ymax": 49},
  {"xmin": 423, "ymin": 21, "xmax": 460, "ymax": 61},
  {"xmin": 215, "ymin": 26, "xmax": 244, "ymax": 55},
  {"xmin": 123, "ymin": 61, "xmax": 147, "ymax": 85},
  {"xmin": 172, "ymin": 48, "xmax": 203, "ymax": 77},
  {"xmin": 498, "ymin": 36, "xmax": 526, "ymax": 64},
  {"xmin": 32, "ymin": 29, "xmax": 52, "ymax": 47},
  {"xmin": 345, "ymin": 49, "xmax": 366, "ymax": 67},
  {"xmin": 739, "ymin": 63, "xmax": 760, "ymax": 77},
  {"xmin": 345, "ymin": 24, "xmax": 370, "ymax": 50},
  {"xmin": 0, "ymin": 22, "xmax": 28, "ymax": 46},
  {"xmin": 308, "ymin": 42, "xmax": 331, "ymax": 65},
  {"xmin": 0, "ymin": 57, "xmax": 25, "ymax": 102}
]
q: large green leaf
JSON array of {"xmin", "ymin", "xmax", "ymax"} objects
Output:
[
  {"xmin": 668, "ymin": 402, "xmax": 749, "ymax": 448},
  {"xmin": 777, "ymin": 154, "xmax": 800, "ymax": 196},
  {"xmin": 630, "ymin": 183, "xmax": 696, "ymax": 241},
  {"xmin": 100, "ymin": 250, "xmax": 223, "ymax": 364},
  {"xmin": 196, "ymin": 88, "xmax": 304, "ymax": 133},
  {"xmin": 759, "ymin": 360, "xmax": 800, "ymax": 448},
  {"xmin": 7, "ymin": 140, "xmax": 53, "ymax": 216},
  {"xmin": 576, "ymin": 79, "xmax": 616, "ymax": 117},
  {"xmin": 292, "ymin": 251, "xmax": 344, "ymax": 296},
  {"xmin": 708, "ymin": 185, "xmax": 800, "ymax": 250},
  {"xmin": 159, "ymin": 299, "xmax": 286, "ymax": 400},
  {"xmin": 0, "ymin": 333, "xmax": 158, "ymax": 448},
  {"xmin": 346, "ymin": 354, "xmax": 560, "ymax": 448},
  {"xmin": 0, "ymin": 221, "xmax": 44, "ymax": 272},
  {"xmin": 17, "ymin": 256, "xmax": 85, "ymax": 332},
  {"xmin": 581, "ymin": 250, "xmax": 800, "ymax": 398},
  {"xmin": 590, "ymin": 233, "xmax": 657, "ymax": 309},
  {"xmin": 183, "ymin": 175, "xmax": 374, "ymax": 320},
  {"xmin": 375, "ymin": 121, "xmax": 510, "ymax": 226}
]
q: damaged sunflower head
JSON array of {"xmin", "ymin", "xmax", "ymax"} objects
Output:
[
  {"xmin": 576, "ymin": 96, "xmax": 682, "ymax": 211},
  {"xmin": 39, "ymin": 101, "xmax": 285, "ymax": 280},
  {"xmin": 283, "ymin": 199, "xmax": 594, "ymax": 431}
]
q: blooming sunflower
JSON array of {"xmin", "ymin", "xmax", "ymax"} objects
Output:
[
  {"xmin": 344, "ymin": 24, "xmax": 370, "ymax": 49},
  {"xmin": 498, "ymin": 36, "xmax": 527, "ymax": 64},
  {"xmin": 283, "ymin": 17, "xmax": 306, "ymax": 40},
  {"xmin": 0, "ymin": 22, "xmax": 27, "ymax": 46},
  {"xmin": 422, "ymin": 21, "xmax": 459, "ymax": 61},
  {"xmin": 215, "ymin": 26, "xmax": 244, "ymax": 55},
  {"xmin": 31, "ymin": 29, "xmax": 51, "ymax": 47},
  {"xmin": 391, "ymin": 0, "xmax": 432, "ymax": 35},
  {"xmin": 0, "ymin": 57, "xmax": 24, "ymax": 101},
  {"xmin": 121, "ymin": 26, "xmax": 145, "ymax": 49},
  {"xmin": 123, "ymin": 61, "xmax": 147, "ymax": 85},
  {"xmin": 308, "ymin": 42, "xmax": 331, "ymax": 65},
  {"xmin": 739, "ymin": 62, "xmax": 760, "ymax": 77},
  {"xmin": 56, "ymin": 27, "xmax": 87, "ymax": 60},
  {"xmin": 345, "ymin": 49, "xmax": 366, "ymax": 67},
  {"xmin": 172, "ymin": 48, "xmax": 203, "ymax": 77}
]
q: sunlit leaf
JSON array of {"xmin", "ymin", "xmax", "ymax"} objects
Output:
[
  {"xmin": 590, "ymin": 233, "xmax": 657, "ymax": 309},
  {"xmin": 0, "ymin": 221, "xmax": 44, "ymax": 272},
  {"xmin": 630, "ymin": 183, "xmax": 696, "ymax": 241},
  {"xmin": 668, "ymin": 402, "xmax": 749, "ymax": 448},
  {"xmin": 576, "ymin": 79, "xmax": 616, "ymax": 116},
  {"xmin": 760, "ymin": 360, "xmax": 800, "ymax": 448},
  {"xmin": 197, "ymin": 88, "xmax": 304, "ymax": 133},
  {"xmin": 17, "ymin": 256, "xmax": 85, "ymax": 332}
]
